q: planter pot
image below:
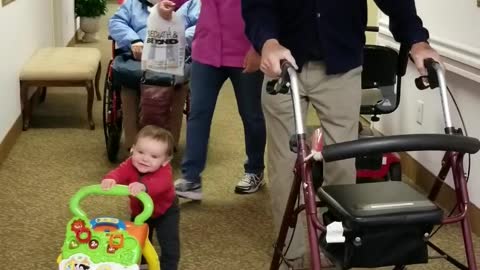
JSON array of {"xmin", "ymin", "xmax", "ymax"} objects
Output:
[{"xmin": 79, "ymin": 16, "xmax": 100, "ymax": 43}]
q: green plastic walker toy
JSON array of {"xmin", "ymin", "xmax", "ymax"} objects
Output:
[{"xmin": 57, "ymin": 185, "xmax": 160, "ymax": 270}]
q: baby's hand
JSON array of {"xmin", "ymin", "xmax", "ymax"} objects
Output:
[
  {"xmin": 129, "ymin": 182, "xmax": 147, "ymax": 196},
  {"xmin": 158, "ymin": 0, "xmax": 176, "ymax": 20},
  {"xmin": 101, "ymin": 179, "xmax": 117, "ymax": 190}
]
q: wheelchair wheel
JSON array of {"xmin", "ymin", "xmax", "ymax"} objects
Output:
[{"xmin": 103, "ymin": 60, "xmax": 123, "ymax": 162}]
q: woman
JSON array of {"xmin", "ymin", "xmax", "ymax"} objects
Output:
[{"xmin": 159, "ymin": 0, "xmax": 267, "ymax": 200}]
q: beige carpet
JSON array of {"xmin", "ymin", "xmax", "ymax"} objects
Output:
[{"xmin": 0, "ymin": 3, "xmax": 478, "ymax": 270}]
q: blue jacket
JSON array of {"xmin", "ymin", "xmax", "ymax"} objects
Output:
[
  {"xmin": 242, "ymin": 0, "xmax": 429, "ymax": 74},
  {"xmin": 109, "ymin": 0, "xmax": 200, "ymax": 52}
]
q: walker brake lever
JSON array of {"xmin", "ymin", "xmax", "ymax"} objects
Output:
[
  {"xmin": 266, "ymin": 59, "xmax": 294, "ymax": 95},
  {"xmin": 266, "ymin": 78, "xmax": 291, "ymax": 95},
  {"xmin": 266, "ymin": 80, "xmax": 279, "ymax": 95},
  {"xmin": 415, "ymin": 76, "xmax": 430, "ymax": 90},
  {"xmin": 415, "ymin": 58, "xmax": 440, "ymax": 90}
]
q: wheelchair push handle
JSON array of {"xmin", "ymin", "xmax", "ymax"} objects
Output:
[{"xmin": 69, "ymin": 185, "xmax": 154, "ymax": 225}]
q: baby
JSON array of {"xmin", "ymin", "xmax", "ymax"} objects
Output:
[{"xmin": 101, "ymin": 125, "xmax": 179, "ymax": 270}]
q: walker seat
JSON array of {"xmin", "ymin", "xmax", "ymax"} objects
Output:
[{"xmin": 319, "ymin": 181, "xmax": 443, "ymax": 268}]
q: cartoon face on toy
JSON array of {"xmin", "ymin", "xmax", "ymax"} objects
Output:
[
  {"xmin": 75, "ymin": 264, "xmax": 90, "ymax": 270},
  {"xmin": 71, "ymin": 220, "xmax": 86, "ymax": 232},
  {"xmin": 64, "ymin": 258, "xmax": 91, "ymax": 270}
]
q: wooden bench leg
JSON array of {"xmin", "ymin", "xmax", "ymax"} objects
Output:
[
  {"xmin": 95, "ymin": 62, "xmax": 102, "ymax": 101},
  {"xmin": 86, "ymin": 81, "xmax": 95, "ymax": 130},
  {"xmin": 20, "ymin": 82, "xmax": 32, "ymax": 131},
  {"xmin": 39, "ymin": 86, "xmax": 47, "ymax": 103}
]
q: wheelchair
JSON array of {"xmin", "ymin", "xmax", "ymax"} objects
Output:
[
  {"xmin": 267, "ymin": 50, "xmax": 480, "ymax": 269},
  {"xmin": 102, "ymin": 38, "xmax": 191, "ymax": 162},
  {"xmin": 306, "ymin": 27, "xmax": 403, "ymax": 183},
  {"xmin": 355, "ymin": 26, "xmax": 405, "ymax": 182}
]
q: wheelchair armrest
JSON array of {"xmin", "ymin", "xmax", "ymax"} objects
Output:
[{"xmin": 322, "ymin": 134, "xmax": 480, "ymax": 162}]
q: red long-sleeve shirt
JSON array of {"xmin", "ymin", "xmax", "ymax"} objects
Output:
[{"xmin": 104, "ymin": 158, "xmax": 175, "ymax": 218}]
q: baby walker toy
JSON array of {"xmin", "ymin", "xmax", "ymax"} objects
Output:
[{"xmin": 57, "ymin": 185, "xmax": 159, "ymax": 270}]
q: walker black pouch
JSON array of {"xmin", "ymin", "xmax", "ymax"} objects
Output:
[
  {"xmin": 318, "ymin": 181, "xmax": 443, "ymax": 268},
  {"xmin": 320, "ymin": 213, "xmax": 435, "ymax": 268}
]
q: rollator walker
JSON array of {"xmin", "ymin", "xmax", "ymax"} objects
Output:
[{"xmin": 267, "ymin": 55, "xmax": 480, "ymax": 270}]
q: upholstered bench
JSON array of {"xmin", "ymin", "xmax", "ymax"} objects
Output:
[{"xmin": 19, "ymin": 47, "xmax": 102, "ymax": 130}]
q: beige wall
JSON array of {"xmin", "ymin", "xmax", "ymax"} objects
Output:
[
  {"xmin": 375, "ymin": 1, "xmax": 480, "ymax": 207},
  {"xmin": 366, "ymin": 0, "xmax": 379, "ymax": 44},
  {"xmin": 53, "ymin": 0, "xmax": 76, "ymax": 46},
  {"xmin": 0, "ymin": 0, "xmax": 76, "ymax": 143},
  {"xmin": 0, "ymin": 0, "xmax": 55, "ymax": 141}
]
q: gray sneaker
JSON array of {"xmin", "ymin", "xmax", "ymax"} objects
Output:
[
  {"xmin": 234, "ymin": 172, "xmax": 265, "ymax": 194},
  {"xmin": 175, "ymin": 178, "xmax": 202, "ymax": 200}
]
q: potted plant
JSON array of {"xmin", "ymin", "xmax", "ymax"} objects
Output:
[{"xmin": 75, "ymin": 0, "xmax": 108, "ymax": 42}]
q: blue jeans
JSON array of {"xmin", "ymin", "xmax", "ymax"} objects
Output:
[{"xmin": 181, "ymin": 61, "xmax": 266, "ymax": 183}]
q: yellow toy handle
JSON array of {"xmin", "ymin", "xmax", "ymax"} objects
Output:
[{"xmin": 143, "ymin": 238, "xmax": 161, "ymax": 269}]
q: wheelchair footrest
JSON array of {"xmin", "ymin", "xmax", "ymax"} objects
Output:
[{"xmin": 318, "ymin": 181, "xmax": 443, "ymax": 268}]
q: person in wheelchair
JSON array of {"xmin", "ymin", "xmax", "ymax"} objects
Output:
[
  {"xmin": 108, "ymin": 0, "xmax": 200, "ymax": 151},
  {"xmin": 241, "ymin": 0, "xmax": 443, "ymax": 269}
]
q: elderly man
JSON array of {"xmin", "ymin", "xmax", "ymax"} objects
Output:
[{"xmin": 241, "ymin": 0, "xmax": 442, "ymax": 268}]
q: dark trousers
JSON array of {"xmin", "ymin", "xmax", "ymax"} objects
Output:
[
  {"xmin": 132, "ymin": 200, "xmax": 180, "ymax": 270},
  {"xmin": 181, "ymin": 60, "xmax": 266, "ymax": 183}
]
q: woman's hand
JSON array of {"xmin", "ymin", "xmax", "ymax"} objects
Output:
[
  {"xmin": 131, "ymin": 42, "xmax": 144, "ymax": 60},
  {"xmin": 129, "ymin": 182, "xmax": 147, "ymax": 196},
  {"xmin": 243, "ymin": 47, "xmax": 261, "ymax": 73},
  {"xmin": 158, "ymin": 0, "xmax": 176, "ymax": 20},
  {"xmin": 101, "ymin": 179, "xmax": 117, "ymax": 190}
]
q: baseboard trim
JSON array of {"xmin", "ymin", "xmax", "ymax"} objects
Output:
[
  {"xmin": 400, "ymin": 152, "xmax": 480, "ymax": 236},
  {"xmin": 66, "ymin": 35, "xmax": 76, "ymax": 47},
  {"xmin": 0, "ymin": 115, "xmax": 22, "ymax": 166}
]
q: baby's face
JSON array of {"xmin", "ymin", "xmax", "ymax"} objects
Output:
[{"xmin": 131, "ymin": 137, "xmax": 170, "ymax": 173}]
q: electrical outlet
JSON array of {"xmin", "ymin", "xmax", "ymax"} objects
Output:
[{"xmin": 416, "ymin": 100, "xmax": 424, "ymax": 125}]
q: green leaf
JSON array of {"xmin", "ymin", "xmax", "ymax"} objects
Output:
[{"xmin": 75, "ymin": 0, "xmax": 108, "ymax": 17}]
